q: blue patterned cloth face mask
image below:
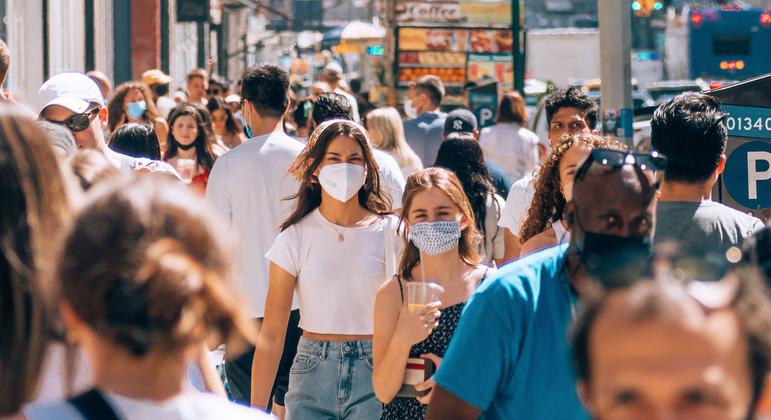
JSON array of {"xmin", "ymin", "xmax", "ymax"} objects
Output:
[{"xmin": 409, "ymin": 220, "xmax": 462, "ymax": 255}]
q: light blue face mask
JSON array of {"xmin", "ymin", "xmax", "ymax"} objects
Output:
[{"xmin": 127, "ymin": 100, "xmax": 147, "ymax": 119}]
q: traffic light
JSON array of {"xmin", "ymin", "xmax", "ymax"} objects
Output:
[{"xmin": 633, "ymin": 0, "xmax": 664, "ymax": 16}]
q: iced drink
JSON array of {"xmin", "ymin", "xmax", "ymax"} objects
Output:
[{"xmin": 406, "ymin": 282, "xmax": 444, "ymax": 313}]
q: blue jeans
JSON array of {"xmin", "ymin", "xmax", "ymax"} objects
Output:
[{"xmin": 286, "ymin": 337, "xmax": 382, "ymax": 420}]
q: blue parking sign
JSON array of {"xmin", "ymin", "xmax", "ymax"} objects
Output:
[
  {"xmin": 468, "ymin": 82, "xmax": 498, "ymax": 128},
  {"xmin": 724, "ymin": 141, "xmax": 771, "ymax": 209}
]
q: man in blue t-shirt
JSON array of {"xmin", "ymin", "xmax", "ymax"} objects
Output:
[{"xmin": 426, "ymin": 149, "xmax": 660, "ymax": 420}]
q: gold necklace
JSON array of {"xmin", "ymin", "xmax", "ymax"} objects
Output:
[{"xmin": 331, "ymin": 224, "xmax": 346, "ymax": 243}]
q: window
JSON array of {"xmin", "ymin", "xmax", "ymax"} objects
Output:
[{"xmin": 712, "ymin": 35, "xmax": 751, "ymax": 55}]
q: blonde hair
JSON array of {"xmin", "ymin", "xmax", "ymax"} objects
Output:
[{"xmin": 366, "ymin": 107, "xmax": 423, "ymax": 171}]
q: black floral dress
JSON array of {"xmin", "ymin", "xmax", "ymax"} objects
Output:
[{"xmin": 381, "ymin": 274, "xmax": 485, "ymax": 420}]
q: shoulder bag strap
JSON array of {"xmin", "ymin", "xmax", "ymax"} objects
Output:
[
  {"xmin": 384, "ymin": 215, "xmax": 397, "ymax": 281},
  {"xmin": 68, "ymin": 389, "xmax": 122, "ymax": 420}
]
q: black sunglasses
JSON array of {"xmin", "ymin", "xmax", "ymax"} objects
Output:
[
  {"xmin": 575, "ymin": 148, "xmax": 668, "ymax": 181},
  {"xmin": 207, "ymin": 88, "xmax": 223, "ymax": 95},
  {"xmin": 46, "ymin": 107, "xmax": 100, "ymax": 132}
]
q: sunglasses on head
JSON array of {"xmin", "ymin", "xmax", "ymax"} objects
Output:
[
  {"xmin": 575, "ymin": 148, "xmax": 668, "ymax": 181},
  {"xmin": 46, "ymin": 107, "xmax": 100, "ymax": 132}
]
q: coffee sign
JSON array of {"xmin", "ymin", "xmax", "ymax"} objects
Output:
[{"xmin": 395, "ymin": 2, "xmax": 462, "ymax": 23}]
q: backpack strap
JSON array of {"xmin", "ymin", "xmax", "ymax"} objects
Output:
[{"xmin": 67, "ymin": 389, "xmax": 122, "ymax": 420}]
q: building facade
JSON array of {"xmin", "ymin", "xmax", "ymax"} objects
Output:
[{"xmin": 1, "ymin": 0, "xmax": 252, "ymax": 108}]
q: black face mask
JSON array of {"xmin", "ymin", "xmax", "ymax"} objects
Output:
[
  {"xmin": 171, "ymin": 137, "xmax": 197, "ymax": 151},
  {"xmin": 577, "ymin": 230, "xmax": 653, "ymax": 289}
]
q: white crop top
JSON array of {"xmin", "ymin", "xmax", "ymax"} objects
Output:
[{"xmin": 266, "ymin": 209, "xmax": 402, "ymax": 335}]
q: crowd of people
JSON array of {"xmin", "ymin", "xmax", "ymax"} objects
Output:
[{"xmin": 1, "ymin": 32, "xmax": 771, "ymax": 420}]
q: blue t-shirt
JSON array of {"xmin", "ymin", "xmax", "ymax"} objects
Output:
[{"xmin": 433, "ymin": 244, "xmax": 588, "ymax": 420}]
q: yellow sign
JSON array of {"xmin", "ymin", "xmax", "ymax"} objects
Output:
[
  {"xmin": 334, "ymin": 43, "xmax": 365, "ymax": 54},
  {"xmin": 459, "ymin": 1, "xmax": 512, "ymax": 25}
]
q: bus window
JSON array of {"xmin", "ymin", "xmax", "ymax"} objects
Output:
[{"xmin": 712, "ymin": 35, "xmax": 751, "ymax": 55}]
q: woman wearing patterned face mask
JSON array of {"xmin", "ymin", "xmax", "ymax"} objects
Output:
[
  {"xmin": 108, "ymin": 82, "xmax": 169, "ymax": 152},
  {"xmin": 250, "ymin": 119, "xmax": 402, "ymax": 419},
  {"xmin": 373, "ymin": 167, "xmax": 491, "ymax": 420}
]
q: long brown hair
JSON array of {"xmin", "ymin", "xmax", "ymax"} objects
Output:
[
  {"xmin": 496, "ymin": 90, "xmax": 528, "ymax": 124},
  {"xmin": 282, "ymin": 119, "xmax": 391, "ymax": 231},
  {"xmin": 56, "ymin": 175, "xmax": 257, "ymax": 358},
  {"xmin": 519, "ymin": 134, "xmax": 625, "ymax": 243},
  {"xmin": 165, "ymin": 104, "xmax": 217, "ymax": 172},
  {"xmin": 398, "ymin": 168, "xmax": 482, "ymax": 280},
  {"xmin": 0, "ymin": 105, "xmax": 71, "ymax": 414},
  {"xmin": 107, "ymin": 82, "xmax": 161, "ymax": 133}
]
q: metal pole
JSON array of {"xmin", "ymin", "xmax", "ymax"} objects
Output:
[
  {"xmin": 599, "ymin": 0, "xmax": 633, "ymax": 145},
  {"xmin": 512, "ymin": 0, "xmax": 524, "ymax": 94}
]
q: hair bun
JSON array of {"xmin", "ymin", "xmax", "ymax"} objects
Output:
[{"xmin": 101, "ymin": 238, "xmax": 207, "ymax": 357}]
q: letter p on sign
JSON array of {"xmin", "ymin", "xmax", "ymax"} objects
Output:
[{"xmin": 748, "ymin": 151, "xmax": 771, "ymax": 200}]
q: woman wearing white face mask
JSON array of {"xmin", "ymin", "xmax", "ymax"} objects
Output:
[
  {"xmin": 372, "ymin": 168, "xmax": 491, "ymax": 419},
  {"xmin": 518, "ymin": 134, "xmax": 625, "ymax": 256},
  {"xmin": 250, "ymin": 119, "xmax": 402, "ymax": 419}
]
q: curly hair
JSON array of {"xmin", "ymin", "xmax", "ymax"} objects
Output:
[{"xmin": 519, "ymin": 134, "xmax": 626, "ymax": 243}]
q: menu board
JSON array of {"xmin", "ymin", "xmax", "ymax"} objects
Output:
[
  {"xmin": 467, "ymin": 53, "xmax": 514, "ymax": 87},
  {"xmin": 394, "ymin": 2, "xmax": 515, "ymax": 104},
  {"xmin": 398, "ymin": 28, "xmax": 469, "ymax": 52},
  {"xmin": 469, "ymin": 30, "xmax": 513, "ymax": 53}
]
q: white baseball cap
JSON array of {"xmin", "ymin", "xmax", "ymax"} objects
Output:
[
  {"xmin": 324, "ymin": 62, "xmax": 344, "ymax": 79},
  {"xmin": 37, "ymin": 72, "xmax": 105, "ymax": 116}
]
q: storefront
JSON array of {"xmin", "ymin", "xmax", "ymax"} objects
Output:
[{"xmin": 392, "ymin": 0, "xmax": 515, "ymax": 107}]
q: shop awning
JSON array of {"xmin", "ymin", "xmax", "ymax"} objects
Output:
[{"xmin": 322, "ymin": 21, "xmax": 385, "ymax": 48}]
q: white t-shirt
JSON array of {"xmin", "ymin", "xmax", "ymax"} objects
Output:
[
  {"xmin": 552, "ymin": 219, "xmax": 572, "ymax": 244},
  {"xmin": 24, "ymin": 390, "xmax": 272, "ymax": 420},
  {"xmin": 205, "ymin": 131, "xmax": 304, "ymax": 318},
  {"xmin": 498, "ymin": 173, "xmax": 536, "ymax": 237},
  {"xmin": 266, "ymin": 210, "xmax": 402, "ymax": 335},
  {"xmin": 373, "ymin": 149, "xmax": 406, "ymax": 209},
  {"xmin": 118, "ymin": 154, "xmax": 181, "ymax": 180},
  {"xmin": 479, "ymin": 122, "xmax": 540, "ymax": 182},
  {"xmin": 156, "ymin": 96, "xmax": 177, "ymax": 120}
]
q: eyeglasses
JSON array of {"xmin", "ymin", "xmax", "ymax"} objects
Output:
[
  {"xmin": 45, "ymin": 107, "xmax": 100, "ymax": 132},
  {"xmin": 575, "ymin": 148, "xmax": 668, "ymax": 182},
  {"xmin": 207, "ymin": 88, "xmax": 223, "ymax": 95}
]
